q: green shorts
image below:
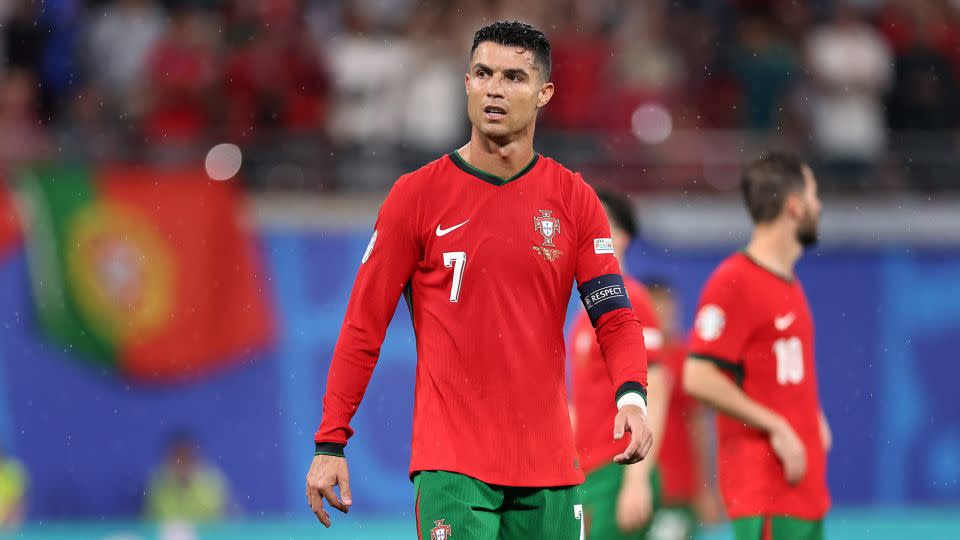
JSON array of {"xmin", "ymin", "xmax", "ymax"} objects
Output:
[
  {"xmin": 732, "ymin": 516, "xmax": 824, "ymax": 540},
  {"xmin": 649, "ymin": 504, "xmax": 697, "ymax": 540},
  {"xmin": 580, "ymin": 463, "xmax": 662, "ymax": 540},
  {"xmin": 413, "ymin": 470, "xmax": 583, "ymax": 540}
]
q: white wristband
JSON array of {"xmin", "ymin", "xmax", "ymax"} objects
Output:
[{"xmin": 617, "ymin": 392, "xmax": 647, "ymax": 415}]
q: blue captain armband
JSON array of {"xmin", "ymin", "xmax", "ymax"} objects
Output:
[{"xmin": 578, "ymin": 274, "xmax": 633, "ymax": 325}]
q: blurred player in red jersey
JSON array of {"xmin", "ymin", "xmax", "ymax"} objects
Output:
[
  {"xmin": 568, "ymin": 188, "xmax": 669, "ymax": 540},
  {"xmin": 645, "ymin": 279, "xmax": 723, "ymax": 540},
  {"xmin": 306, "ymin": 21, "xmax": 653, "ymax": 539},
  {"xmin": 684, "ymin": 153, "xmax": 831, "ymax": 540}
]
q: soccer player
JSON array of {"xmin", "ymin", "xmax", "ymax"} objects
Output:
[
  {"xmin": 684, "ymin": 153, "xmax": 831, "ymax": 540},
  {"xmin": 568, "ymin": 188, "xmax": 669, "ymax": 540},
  {"xmin": 306, "ymin": 21, "xmax": 653, "ymax": 539},
  {"xmin": 646, "ymin": 279, "xmax": 722, "ymax": 540}
]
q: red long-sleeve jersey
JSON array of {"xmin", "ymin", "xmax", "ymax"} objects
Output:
[
  {"xmin": 569, "ymin": 277, "xmax": 662, "ymax": 475},
  {"xmin": 689, "ymin": 252, "xmax": 829, "ymax": 519},
  {"xmin": 315, "ymin": 151, "xmax": 648, "ymax": 487}
]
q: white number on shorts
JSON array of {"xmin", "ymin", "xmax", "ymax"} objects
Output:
[{"xmin": 573, "ymin": 504, "xmax": 584, "ymax": 540}]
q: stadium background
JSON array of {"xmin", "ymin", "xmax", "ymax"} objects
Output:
[{"xmin": 0, "ymin": 0, "xmax": 958, "ymax": 538}]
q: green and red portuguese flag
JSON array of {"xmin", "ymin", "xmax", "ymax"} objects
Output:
[{"xmin": 20, "ymin": 165, "xmax": 273, "ymax": 382}]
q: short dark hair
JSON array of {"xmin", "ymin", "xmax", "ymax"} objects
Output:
[
  {"xmin": 594, "ymin": 187, "xmax": 638, "ymax": 239},
  {"xmin": 471, "ymin": 20, "xmax": 552, "ymax": 80},
  {"xmin": 740, "ymin": 152, "xmax": 808, "ymax": 223}
]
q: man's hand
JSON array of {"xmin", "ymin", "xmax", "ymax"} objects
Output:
[
  {"xmin": 306, "ymin": 454, "xmax": 352, "ymax": 527},
  {"xmin": 613, "ymin": 404, "xmax": 653, "ymax": 464},
  {"xmin": 768, "ymin": 420, "xmax": 806, "ymax": 484},
  {"xmin": 616, "ymin": 469, "xmax": 653, "ymax": 532}
]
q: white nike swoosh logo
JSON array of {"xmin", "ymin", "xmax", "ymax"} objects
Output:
[
  {"xmin": 436, "ymin": 219, "xmax": 469, "ymax": 237},
  {"xmin": 774, "ymin": 313, "xmax": 796, "ymax": 331}
]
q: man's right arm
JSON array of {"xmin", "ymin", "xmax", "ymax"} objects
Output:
[
  {"xmin": 314, "ymin": 176, "xmax": 422, "ymax": 454},
  {"xmin": 684, "ymin": 273, "xmax": 806, "ymax": 484},
  {"xmin": 683, "ymin": 359, "xmax": 806, "ymax": 484},
  {"xmin": 307, "ymin": 178, "xmax": 422, "ymax": 527},
  {"xmin": 683, "ymin": 359, "xmax": 783, "ymax": 433}
]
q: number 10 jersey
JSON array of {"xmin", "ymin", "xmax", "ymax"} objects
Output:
[{"xmin": 688, "ymin": 252, "xmax": 829, "ymax": 519}]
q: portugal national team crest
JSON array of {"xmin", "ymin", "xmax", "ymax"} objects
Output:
[
  {"xmin": 533, "ymin": 210, "xmax": 563, "ymax": 261},
  {"xmin": 431, "ymin": 519, "xmax": 453, "ymax": 540}
]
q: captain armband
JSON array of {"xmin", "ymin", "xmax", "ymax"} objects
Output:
[{"xmin": 578, "ymin": 274, "xmax": 633, "ymax": 325}]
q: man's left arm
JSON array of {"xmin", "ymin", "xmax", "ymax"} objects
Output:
[{"xmin": 572, "ymin": 178, "xmax": 651, "ymax": 463}]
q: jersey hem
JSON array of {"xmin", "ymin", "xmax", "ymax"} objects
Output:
[{"xmin": 408, "ymin": 466, "xmax": 584, "ymax": 488}]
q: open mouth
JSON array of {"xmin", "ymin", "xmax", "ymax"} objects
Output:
[{"xmin": 483, "ymin": 105, "xmax": 507, "ymax": 120}]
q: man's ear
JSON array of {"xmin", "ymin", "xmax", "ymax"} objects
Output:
[
  {"xmin": 784, "ymin": 191, "xmax": 805, "ymax": 220},
  {"xmin": 537, "ymin": 81, "xmax": 555, "ymax": 109}
]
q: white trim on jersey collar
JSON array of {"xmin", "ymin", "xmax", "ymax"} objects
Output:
[{"xmin": 617, "ymin": 392, "xmax": 648, "ymax": 415}]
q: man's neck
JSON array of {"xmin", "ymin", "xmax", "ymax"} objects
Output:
[
  {"xmin": 745, "ymin": 223, "xmax": 802, "ymax": 280},
  {"xmin": 458, "ymin": 128, "xmax": 536, "ymax": 180}
]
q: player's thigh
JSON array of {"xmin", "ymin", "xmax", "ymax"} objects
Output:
[
  {"xmin": 732, "ymin": 516, "xmax": 824, "ymax": 540},
  {"xmin": 414, "ymin": 471, "xmax": 501, "ymax": 540},
  {"xmin": 580, "ymin": 463, "xmax": 622, "ymax": 539},
  {"xmin": 581, "ymin": 463, "xmax": 660, "ymax": 540},
  {"xmin": 498, "ymin": 484, "xmax": 582, "ymax": 540}
]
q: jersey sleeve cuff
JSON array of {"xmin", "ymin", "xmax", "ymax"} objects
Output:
[
  {"xmin": 314, "ymin": 442, "xmax": 345, "ymax": 458},
  {"xmin": 615, "ymin": 382, "xmax": 648, "ymax": 415},
  {"xmin": 688, "ymin": 353, "xmax": 745, "ymax": 384}
]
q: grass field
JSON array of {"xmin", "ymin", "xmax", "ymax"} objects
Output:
[{"xmin": 5, "ymin": 508, "xmax": 959, "ymax": 540}]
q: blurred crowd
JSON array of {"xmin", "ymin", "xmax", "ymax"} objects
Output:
[
  {"xmin": 0, "ymin": 432, "xmax": 231, "ymax": 529},
  {"xmin": 2, "ymin": 0, "xmax": 960, "ymax": 191}
]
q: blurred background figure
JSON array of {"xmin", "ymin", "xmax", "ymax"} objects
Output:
[
  {"xmin": 805, "ymin": 1, "xmax": 891, "ymax": 190},
  {"xmin": 0, "ymin": 442, "xmax": 27, "ymax": 530},
  {"xmin": 0, "ymin": 69, "xmax": 49, "ymax": 168},
  {"xmin": 145, "ymin": 432, "xmax": 229, "ymax": 523},
  {"xmin": 645, "ymin": 279, "xmax": 723, "ymax": 540}
]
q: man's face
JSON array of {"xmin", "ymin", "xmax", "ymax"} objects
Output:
[
  {"xmin": 795, "ymin": 166, "xmax": 822, "ymax": 248},
  {"xmin": 465, "ymin": 42, "xmax": 553, "ymax": 143}
]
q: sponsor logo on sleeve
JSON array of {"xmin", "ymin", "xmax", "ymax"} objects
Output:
[
  {"xmin": 695, "ymin": 304, "xmax": 726, "ymax": 342},
  {"xmin": 594, "ymin": 238, "xmax": 614, "ymax": 254},
  {"xmin": 361, "ymin": 230, "xmax": 377, "ymax": 264}
]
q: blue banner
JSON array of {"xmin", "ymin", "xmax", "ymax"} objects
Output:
[{"xmin": 0, "ymin": 231, "xmax": 957, "ymax": 519}]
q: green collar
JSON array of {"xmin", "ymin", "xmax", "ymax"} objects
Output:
[
  {"xmin": 740, "ymin": 249, "xmax": 795, "ymax": 283},
  {"xmin": 449, "ymin": 150, "xmax": 539, "ymax": 186}
]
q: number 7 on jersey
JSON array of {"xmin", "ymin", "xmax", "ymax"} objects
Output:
[{"xmin": 443, "ymin": 251, "xmax": 467, "ymax": 302}]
